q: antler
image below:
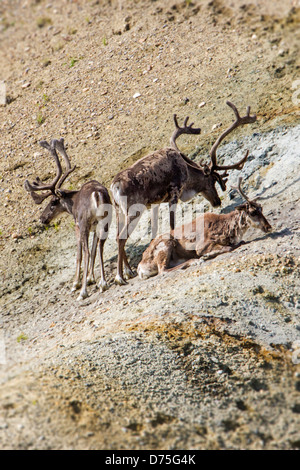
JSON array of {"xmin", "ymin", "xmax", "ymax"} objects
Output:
[
  {"xmin": 52, "ymin": 138, "xmax": 76, "ymax": 188},
  {"xmin": 170, "ymin": 114, "xmax": 201, "ymax": 153},
  {"xmin": 24, "ymin": 139, "xmax": 76, "ymax": 204},
  {"xmin": 209, "ymin": 101, "xmax": 256, "ymax": 171},
  {"xmin": 24, "ymin": 140, "xmax": 63, "ymax": 203},
  {"xmin": 231, "ymin": 176, "xmax": 250, "ymax": 202}
]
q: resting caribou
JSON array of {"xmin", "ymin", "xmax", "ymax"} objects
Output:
[
  {"xmin": 137, "ymin": 177, "xmax": 272, "ymax": 279},
  {"xmin": 111, "ymin": 101, "xmax": 257, "ymax": 285},
  {"xmin": 24, "ymin": 138, "xmax": 111, "ymax": 300}
]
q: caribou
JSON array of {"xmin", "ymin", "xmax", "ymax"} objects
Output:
[
  {"xmin": 111, "ymin": 101, "xmax": 257, "ymax": 285},
  {"xmin": 137, "ymin": 177, "xmax": 272, "ymax": 279},
  {"xmin": 24, "ymin": 138, "xmax": 111, "ymax": 300}
]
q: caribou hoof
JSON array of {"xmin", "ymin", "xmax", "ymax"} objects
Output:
[
  {"xmin": 87, "ymin": 276, "xmax": 96, "ymax": 286},
  {"xmin": 77, "ymin": 290, "xmax": 88, "ymax": 301},
  {"xmin": 124, "ymin": 267, "xmax": 135, "ymax": 280},
  {"xmin": 71, "ymin": 282, "xmax": 81, "ymax": 292},
  {"xmin": 114, "ymin": 275, "xmax": 127, "ymax": 286},
  {"xmin": 190, "ymin": 258, "xmax": 204, "ymax": 266},
  {"xmin": 98, "ymin": 281, "xmax": 109, "ymax": 293}
]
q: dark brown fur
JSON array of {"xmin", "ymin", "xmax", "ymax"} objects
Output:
[{"xmin": 111, "ymin": 148, "xmax": 222, "ymax": 285}]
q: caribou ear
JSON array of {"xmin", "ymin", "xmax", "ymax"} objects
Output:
[
  {"xmin": 55, "ymin": 189, "xmax": 64, "ymax": 198},
  {"xmin": 236, "ymin": 202, "xmax": 248, "ymax": 211}
]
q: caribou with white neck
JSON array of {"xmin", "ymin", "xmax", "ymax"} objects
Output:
[{"xmin": 24, "ymin": 138, "xmax": 111, "ymax": 300}]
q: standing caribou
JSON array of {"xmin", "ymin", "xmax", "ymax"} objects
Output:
[
  {"xmin": 111, "ymin": 101, "xmax": 257, "ymax": 285},
  {"xmin": 24, "ymin": 138, "xmax": 111, "ymax": 300},
  {"xmin": 137, "ymin": 177, "xmax": 272, "ymax": 279}
]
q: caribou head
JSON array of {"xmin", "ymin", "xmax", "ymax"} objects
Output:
[
  {"xmin": 170, "ymin": 101, "xmax": 257, "ymax": 207},
  {"xmin": 232, "ymin": 177, "xmax": 272, "ymax": 233},
  {"xmin": 24, "ymin": 138, "xmax": 77, "ymax": 224}
]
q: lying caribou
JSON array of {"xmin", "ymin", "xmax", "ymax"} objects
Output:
[
  {"xmin": 111, "ymin": 101, "xmax": 256, "ymax": 285},
  {"xmin": 137, "ymin": 177, "xmax": 272, "ymax": 279},
  {"xmin": 24, "ymin": 138, "xmax": 111, "ymax": 300}
]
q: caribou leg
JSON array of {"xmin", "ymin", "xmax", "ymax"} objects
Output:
[
  {"xmin": 77, "ymin": 230, "xmax": 90, "ymax": 301},
  {"xmin": 87, "ymin": 232, "xmax": 98, "ymax": 285},
  {"xmin": 72, "ymin": 225, "xmax": 82, "ymax": 293},
  {"xmin": 115, "ymin": 211, "xmax": 142, "ymax": 285}
]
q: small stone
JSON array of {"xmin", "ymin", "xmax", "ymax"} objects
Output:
[
  {"xmin": 133, "ymin": 92, "xmax": 141, "ymax": 99},
  {"xmin": 11, "ymin": 232, "xmax": 20, "ymax": 239},
  {"xmin": 253, "ymin": 285, "xmax": 264, "ymax": 294},
  {"xmin": 278, "ymin": 48, "xmax": 288, "ymax": 57},
  {"xmin": 198, "ymin": 101, "xmax": 206, "ymax": 108}
]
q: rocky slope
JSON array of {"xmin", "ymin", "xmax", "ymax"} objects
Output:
[{"xmin": 0, "ymin": 0, "xmax": 300, "ymax": 450}]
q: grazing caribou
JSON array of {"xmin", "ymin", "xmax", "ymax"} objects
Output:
[
  {"xmin": 137, "ymin": 177, "xmax": 272, "ymax": 279},
  {"xmin": 24, "ymin": 138, "xmax": 111, "ymax": 300},
  {"xmin": 111, "ymin": 101, "xmax": 257, "ymax": 285}
]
